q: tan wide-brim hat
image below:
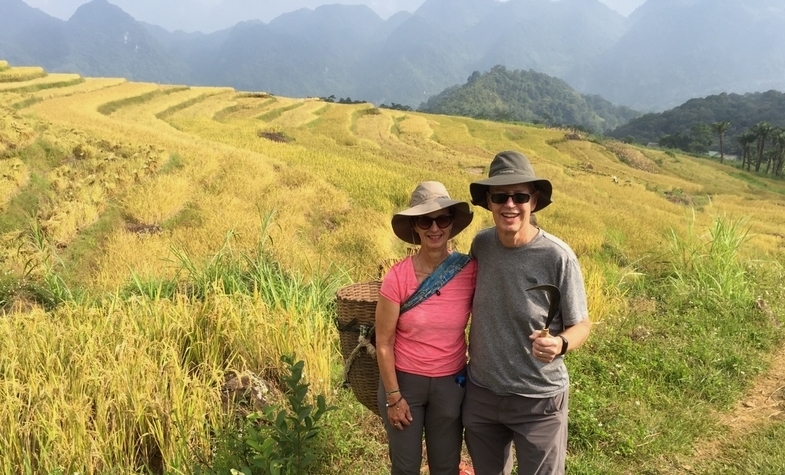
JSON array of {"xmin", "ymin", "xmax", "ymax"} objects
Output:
[
  {"xmin": 469, "ymin": 150, "xmax": 553, "ymax": 212},
  {"xmin": 391, "ymin": 181, "xmax": 473, "ymax": 245}
]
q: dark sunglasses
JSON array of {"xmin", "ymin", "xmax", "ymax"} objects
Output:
[
  {"xmin": 489, "ymin": 192, "xmax": 532, "ymax": 205},
  {"xmin": 413, "ymin": 215, "xmax": 454, "ymax": 230}
]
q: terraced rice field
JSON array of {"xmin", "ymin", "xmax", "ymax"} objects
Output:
[{"xmin": 1, "ymin": 63, "xmax": 784, "ymax": 475}]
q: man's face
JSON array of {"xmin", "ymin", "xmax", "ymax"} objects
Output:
[{"xmin": 487, "ymin": 183, "xmax": 538, "ymax": 235}]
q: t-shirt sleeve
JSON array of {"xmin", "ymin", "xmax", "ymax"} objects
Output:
[
  {"xmin": 379, "ymin": 259, "xmax": 409, "ymax": 305},
  {"xmin": 560, "ymin": 257, "xmax": 589, "ymax": 327}
]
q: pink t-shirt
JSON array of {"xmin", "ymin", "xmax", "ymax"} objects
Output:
[{"xmin": 379, "ymin": 256, "xmax": 476, "ymax": 377}]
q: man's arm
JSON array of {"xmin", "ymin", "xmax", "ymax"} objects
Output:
[
  {"xmin": 530, "ymin": 317, "xmax": 591, "ymax": 361},
  {"xmin": 559, "ymin": 317, "xmax": 591, "ymax": 353}
]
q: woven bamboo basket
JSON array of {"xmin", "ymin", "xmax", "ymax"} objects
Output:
[{"xmin": 336, "ymin": 280, "xmax": 381, "ymax": 417}]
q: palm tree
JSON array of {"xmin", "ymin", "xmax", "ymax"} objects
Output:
[
  {"xmin": 752, "ymin": 121, "xmax": 772, "ymax": 173},
  {"xmin": 711, "ymin": 121, "xmax": 730, "ymax": 163},
  {"xmin": 770, "ymin": 128, "xmax": 785, "ymax": 177},
  {"xmin": 736, "ymin": 130, "xmax": 756, "ymax": 171}
]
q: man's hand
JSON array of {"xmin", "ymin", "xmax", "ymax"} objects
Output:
[{"xmin": 529, "ymin": 332, "xmax": 562, "ymax": 362}]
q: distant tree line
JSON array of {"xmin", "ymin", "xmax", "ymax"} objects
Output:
[
  {"xmin": 318, "ymin": 96, "xmax": 413, "ymax": 111},
  {"xmin": 732, "ymin": 122, "xmax": 785, "ymax": 177},
  {"xmin": 610, "ymin": 91, "xmax": 785, "ymax": 176},
  {"xmin": 320, "ymin": 95, "xmax": 366, "ymax": 104},
  {"xmin": 379, "ymin": 103, "xmax": 413, "ymax": 112}
]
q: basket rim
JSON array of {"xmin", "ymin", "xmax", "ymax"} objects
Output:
[{"xmin": 336, "ymin": 280, "xmax": 381, "ymax": 300}]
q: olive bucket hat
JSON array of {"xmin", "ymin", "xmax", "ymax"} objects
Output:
[
  {"xmin": 469, "ymin": 150, "xmax": 553, "ymax": 212},
  {"xmin": 391, "ymin": 181, "xmax": 473, "ymax": 245}
]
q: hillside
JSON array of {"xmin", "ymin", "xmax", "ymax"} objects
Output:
[
  {"xmin": 1, "ymin": 63, "xmax": 784, "ymax": 474},
  {"xmin": 609, "ymin": 90, "xmax": 785, "ymax": 151},
  {"xmin": 419, "ymin": 65, "xmax": 641, "ymax": 133}
]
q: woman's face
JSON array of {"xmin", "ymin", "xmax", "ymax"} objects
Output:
[{"xmin": 412, "ymin": 209, "xmax": 454, "ymax": 250}]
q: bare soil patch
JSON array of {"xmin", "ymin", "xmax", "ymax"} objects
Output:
[
  {"xmin": 668, "ymin": 336, "xmax": 785, "ymax": 472},
  {"xmin": 258, "ymin": 130, "xmax": 292, "ymax": 143},
  {"xmin": 125, "ymin": 222, "xmax": 162, "ymax": 235}
]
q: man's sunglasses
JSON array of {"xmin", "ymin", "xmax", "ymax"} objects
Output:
[
  {"xmin": 489, "ymin": 192, "xmax": 532, "ymax": 205},
  {"xmin": 413, "ymin": 215, "xmax": 454, "ymax": 230}
]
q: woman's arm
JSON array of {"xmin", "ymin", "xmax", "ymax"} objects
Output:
[
  {"xmin": 376, "ymin": 295, "xmax": 400, "ymax": 395},
  {"xmin": 375, "ymin": 295, "xmax": 411, "ymax": 427}
]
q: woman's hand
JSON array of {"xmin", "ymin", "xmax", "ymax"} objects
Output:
[{"xmin": 387, "ymin": 397, "xmax": 412, "ymax": 430}]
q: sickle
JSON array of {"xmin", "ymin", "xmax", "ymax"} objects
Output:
[{"xmin": 526, "ymin": 284, "xmax": 561, "ymax": 337}]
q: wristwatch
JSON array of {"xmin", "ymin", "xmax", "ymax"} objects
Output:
[{"xmin": 558, "ymin": 335, "xmax": 569, "ymax": 355}]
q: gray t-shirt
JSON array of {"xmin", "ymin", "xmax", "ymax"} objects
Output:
[{"xmin": 467, "ymin": 227, "xmax": 588, "ymax": 398}]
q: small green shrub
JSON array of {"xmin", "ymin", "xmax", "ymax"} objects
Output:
[
  {"xmin": 666, "ymin": 215, "xmax": 752, "ymax": 309},
  {"xmin": 240, "ymin": 355, "xmax": 334, "ymax": 475}
]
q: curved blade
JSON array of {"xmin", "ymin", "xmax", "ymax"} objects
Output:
[{"xmin": 526, "ymin": 284, "xmax": 561, "ymax": 336}]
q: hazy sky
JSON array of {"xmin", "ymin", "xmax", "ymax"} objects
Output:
[{"xmin": 22, "ymin": 0, "xmax": 647, "ymax": 33}]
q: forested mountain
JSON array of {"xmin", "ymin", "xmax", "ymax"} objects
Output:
[
  {"xmin": 419, "ymin": 65, "xmax": 640, "ymax": 133},
  {"xmin": 570, "ymin": 0, "xmax": 785, "ymax": 110},
  {"xmin": 609, "ymin": 90, "xmax": 785, "ymax": 151},
  {"xmin": 2, "ymin": 0, "xmax": 785, "ymax": 114},
  {"xmin": 202, "ymin": 5, "xmax": 395, "ymax": 98},
  {"xmin": 0, "ymin": 0, "xmax": 68, "ymax": 66},
  {"xmin": 0, "ymin": 0, "xmax": 187, "ymax": 83},
  {"xmin": 353, "ymin": 0, "xmax": 630, "ymax": 106}
]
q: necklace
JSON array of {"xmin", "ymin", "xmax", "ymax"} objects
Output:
[
  {"xmin": 414, "ymin": 252, "xmax": 448, "ymax": 275},
  {"xmin": 413, "ymin": 254, "xmax": 433, "ymax": 276}
]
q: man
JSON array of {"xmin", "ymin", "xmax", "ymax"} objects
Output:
[{"xmin": 463, "ymin": 150, "xmax": 592, "ymax": 475}]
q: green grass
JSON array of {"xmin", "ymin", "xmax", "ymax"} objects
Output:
[
  {"xmin": 162, "ymin": 201, "xmax": 203, "ymax": 230},
  {"xmin": 565, "ymin": 217, "xmax": 785, "ymax": 474},
  {"xmin": 159, "ymin": 153, "xmax": 185, "ymax": 174},
  {"xmin": 97, "ymin": 86, "xmax": 190, "ymax": 115},
  {"xmin": 3, "ymin": 77, "xmax": 85, "ymax": 94},
  {"xmin": 0, "ymin": 172, "xmax": 49, "ymax": 233},
  {"xmin": 729, "ymin": 171, "xmax": 785, "ymax": 196},
  {"xmin": 155, "ymin": 92, "xmax": 214, "ymax": 120},
  {"xmin": 0, "ymin": 269, "xmax": 19, "ymax": 310},
  {"xmin": 257, "ymin": 102, "xmax": 304, "ymax": 122},
  {"xmin": 697, "ymin": 422, "xmax": 785, "ymax": 474},
  {"xmin": 0, "ymin": 67, "xmax": 46, "ymax": 83},
  {"xmin": 11, "ymin": 96, "xmax": 43, "ymax": 109},
  {"xmin": 58, "ymin": 202, "xmax": 125, "ymax": 286},
  {"xmin": 0, "ymin": 137, "xmax": 65, "ymax": 232}
]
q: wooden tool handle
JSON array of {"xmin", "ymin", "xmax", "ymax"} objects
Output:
[{"xmin": 540, "ymin": 328, "xmax": 550, "ymax": 337}]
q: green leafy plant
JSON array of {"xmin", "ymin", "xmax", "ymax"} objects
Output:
[
  {"xmin": 666, "ymin": 214, "xmax": 752, "ymax": 309},
  {"xmin": 238, "ymin": 354, "xmax": 334, "ymax": 475}
]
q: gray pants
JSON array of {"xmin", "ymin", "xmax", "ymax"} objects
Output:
[
  {"xmin": 462, "ymin": 379, "xmax": 568, "ymax": 475},
  {"xmin": 377, "ymin": 370, "xmax": 466, "ymax": 475}
]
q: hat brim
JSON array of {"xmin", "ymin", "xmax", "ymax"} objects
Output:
[
  {"xmin": 391, "ymin": 199, "xmax": 473, "ymax": 244},
  {"xmin": 470, "ymin": 175, "xmax": 552, "ymax": 212}
]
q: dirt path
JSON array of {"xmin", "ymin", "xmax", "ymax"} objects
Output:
[{"xmin": 666, "ymin": 339, "xmax": 785, "ymax": 472}]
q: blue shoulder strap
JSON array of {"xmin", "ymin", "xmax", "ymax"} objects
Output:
[{"xmin": 399, "ymin": 252, "xmax": 472, "ymax": 315}]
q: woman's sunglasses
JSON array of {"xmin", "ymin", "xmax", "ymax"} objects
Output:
[
  {"xmin": 413, "ymin": 215, "xmax": 454, "ymax": 230},
  {"xmin": 489, "ymin": 192, "xmax": 532, "ymax": 205}
]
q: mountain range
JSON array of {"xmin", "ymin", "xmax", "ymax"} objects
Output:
[{"xmin": 2, "ymin": 0, "xmax": 785, "ymax": 112}]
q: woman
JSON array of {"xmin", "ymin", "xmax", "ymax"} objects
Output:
[{"xmin": 376, "ymin": 181, "xmax": 476, "ymax": 475}]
